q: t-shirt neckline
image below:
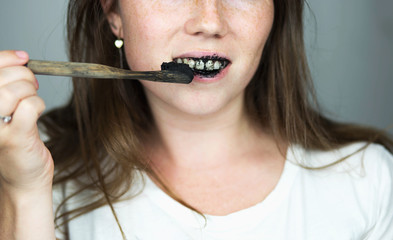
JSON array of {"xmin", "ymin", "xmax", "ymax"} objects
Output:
[{"xmin": 141, "ymin": 144, "xmax": 301, "ymax": 231}]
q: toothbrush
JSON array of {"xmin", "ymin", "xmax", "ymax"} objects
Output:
[{"xmin": 26, "ymin": 60, "xmax": 193, "ymax": 84}]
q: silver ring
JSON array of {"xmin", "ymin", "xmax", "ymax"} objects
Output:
[{"xmin": 0, "ymin": 115, "xmax": 12, "ymax": 124}]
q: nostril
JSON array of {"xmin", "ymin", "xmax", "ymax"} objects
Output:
[{"xmin": 184, "ymin": 6, "xmax": 228, "ymax": 38}]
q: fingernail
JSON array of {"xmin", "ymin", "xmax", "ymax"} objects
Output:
[
  {"xmin": 15, "ymin": 50, "xmax": 28, "ymax": 60},
  {"xmin": 35, "ymin": 78, "xmax": 40, "ymax": 89}
]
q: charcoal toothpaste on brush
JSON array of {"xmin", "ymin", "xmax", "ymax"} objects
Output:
[{"xmin": 160, "ymin": 62, "xmax": 194, "ymax": 82}]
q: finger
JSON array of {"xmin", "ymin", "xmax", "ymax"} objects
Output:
[
  {"xmin": 6, "ymin": 95, "xmax": 45, "ymax": 135},
  {"xmin": 0, "ymin": 50, "xmax": 29, "ymax": 69},
  {"xmin": 0, "ymin": 80, "xmax": 38, "ymax": 116},
  {"xmin": 0, "ymin": 65, "xmax": 38, "ymax": 88}
]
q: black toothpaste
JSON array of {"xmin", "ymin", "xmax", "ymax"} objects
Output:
[{"xmin": 161, "ymin": 62, "xmax": 194, "ymax": 81}]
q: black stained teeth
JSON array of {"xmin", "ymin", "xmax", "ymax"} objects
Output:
[{"xmin": 173, "ymin": 57, "xmax": 230, "ymax": 74}]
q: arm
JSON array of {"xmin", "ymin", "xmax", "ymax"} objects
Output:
[
  {"xmin": 0, "ymin": 185, "xmax": 55, "ymax": 240},
  {"xmin": 0, "ymin": 50, "xmax": 56, "ymax": 240},
  {"xmin": 365, "ymin": 145, "xmax": 393, "ymax": 239}
]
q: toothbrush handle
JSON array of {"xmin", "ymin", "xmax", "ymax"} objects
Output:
[{"xmin": 26, "ymin": 60, "xmax": 192, "ymax": 84}]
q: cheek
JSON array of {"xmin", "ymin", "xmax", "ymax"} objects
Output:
[
  {"xmin": 239, "ymin": 2, "xmax": 274, "ymax": 42},
  {"xmin": 229, "ymin": 1, "xmax": 274, "ymax": 60},
  {"xmin": 123, "ymin": 28, "xmax": 160, "ymax": 71},
  {"xmin": 120, "ymin": 3, "xmax": 179, "ymax": 71},
  {"xmin": 122, "ymin": 20, "xmax": 164, "ymax": 71},
  {"xmin": 230, "ymin": 2, "xmax": 274, "ymax": 86}
]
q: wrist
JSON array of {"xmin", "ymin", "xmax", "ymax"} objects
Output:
[
  {"xmin": 0, "ymin": 158, "xmax": 54, "ymax": 195},
  {"xmin": 0, "ymin": 183, "xmax": 55, "ymax": 240},
  {"xmin": 0, "ymin": 180, "xmax": 53, "ymax": 197}
]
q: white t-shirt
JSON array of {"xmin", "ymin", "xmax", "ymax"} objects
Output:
[{"xmin": 53, "ymin": 143, "xmax": 393, "ymax": 240}]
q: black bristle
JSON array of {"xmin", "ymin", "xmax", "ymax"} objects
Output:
[{"xmin": 161, "ymin": 62, "xmax": 194, "ymax": 81}]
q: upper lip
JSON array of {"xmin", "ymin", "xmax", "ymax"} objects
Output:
[{"xmin": 173, "ymin": 51, "xmax": 231, "ymax": 62}]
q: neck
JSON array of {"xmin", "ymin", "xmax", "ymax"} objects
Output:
[{"xmin": 146, "ymin": 93, "xmax": 280, "ymax": 170}]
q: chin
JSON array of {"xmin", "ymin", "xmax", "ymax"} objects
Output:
[
  {"xmin": 167, "ymin": 90, "xmax": 244, "ymax": 119},
  {"xmin": 176, "ymin": 102, "xmax": 227, "ymax": 117},
  {"xmin": 141, "ymin": 65, "xmax": 249, "ymax": 120}
]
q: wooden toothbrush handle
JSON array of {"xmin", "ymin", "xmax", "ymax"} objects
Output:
[{"xmin": 26, "ymin": 60, "xmax": 192, "ymax": 84}]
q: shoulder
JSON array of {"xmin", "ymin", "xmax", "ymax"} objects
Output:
[
  {"xmin": 287, "ymin": 142, "xmax": 393, "ymax": 238},
  {"xmin": 288, "ymin": 142, "xmax": 393, "ymax": 193},
  {"xmin": 52, "ymin": 172, "xmax": 150, "ymax": 240},
  {"xmin": 290, "ymin": 142, "xmax": 393, "ymax": 174}
]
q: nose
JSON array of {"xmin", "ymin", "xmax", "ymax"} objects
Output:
[{"xmin": 184, "ymin": 0, "xmax": 229, "ymax": 38}]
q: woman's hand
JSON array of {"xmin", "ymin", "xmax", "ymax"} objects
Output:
[
  {"xmin": 0, "ymin": 50, "xmax": 53, "ymax": 194},
  {"xmin": 0, "ymin": 50, "xmax": 56, "ymax": 240}
]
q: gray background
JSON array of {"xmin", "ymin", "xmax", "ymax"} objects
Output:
[{"xmin": 1, "ymin": 0, "xmax": 392, "ymax": 134}]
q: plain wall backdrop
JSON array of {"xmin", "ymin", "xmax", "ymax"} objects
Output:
[{"xmin": 1, "ymin": 0, "xmax": 392, "ymax": 134}]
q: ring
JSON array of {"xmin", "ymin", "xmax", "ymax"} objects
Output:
[{"xmin": 0, "ymin": 115, "xmax": 12, "ymax": 124}]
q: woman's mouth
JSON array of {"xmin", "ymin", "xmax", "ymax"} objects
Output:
[{"xmin": 173, "ymin": 56, "xmax": 230, "ymax": 78}]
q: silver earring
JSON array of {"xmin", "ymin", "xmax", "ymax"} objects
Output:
[{"xmin": 114, "ymin": 39, "xmax": 124, "ymax": 69}]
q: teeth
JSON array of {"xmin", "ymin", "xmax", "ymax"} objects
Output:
[
  {"xmin": 205, "ymin": 60, "xmax": 214, "ymax": 71},
  {"xmin": 173, "ymin": 57, "xmax": 228, "ymax": 72},
  {"xmin": 214, "ymin": 61, "xmax": 221, "ymax": 70},
  {"xmin": 188, "ymin": 59, "xmax": 195, "ymax": 68},
  {"xmin": 195, "ymin": 60, "xmax": 204, "ymax": 70}
]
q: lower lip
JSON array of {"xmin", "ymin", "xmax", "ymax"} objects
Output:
[{"xmin": 191, "ymin": 64, "xmax": 231, "ymax": 83}]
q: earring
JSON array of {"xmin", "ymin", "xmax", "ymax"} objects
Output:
[
  {"xmin": 114, "ymin": 38, "xmax": 124, "ymax": 69},
  {"xmin": 114, "ymin": 39, "xmax": 123, "ymax": 49}
]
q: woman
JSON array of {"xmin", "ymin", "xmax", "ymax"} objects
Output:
[{"xmin": 0, "ymin": 0, "xmax": 392, "ymax": 239}]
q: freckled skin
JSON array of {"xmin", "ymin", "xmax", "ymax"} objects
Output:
[{"xmin": 108, "ymin": 0, "xmax": 274, "ymax": 116}]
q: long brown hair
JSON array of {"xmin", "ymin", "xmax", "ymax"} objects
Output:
[{"xmin": 40, "ymin": 0, "xmax": 393, "ymax": 238}]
